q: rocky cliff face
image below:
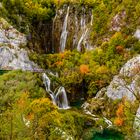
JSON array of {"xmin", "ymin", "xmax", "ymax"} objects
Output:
[
  {"xmin": 106, "ymin": 55, "xmax": 140, "ymax": 101},
  {"xmin": 0, "ymin": 18, "xmax": 38, "ymax": 70}
]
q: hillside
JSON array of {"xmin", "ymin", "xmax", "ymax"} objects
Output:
[{"xmin": 0, "ymin": 0, "xmax": 140, "ymax": 140}]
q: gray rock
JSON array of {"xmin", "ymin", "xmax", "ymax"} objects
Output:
[
  {"xmin": 0, "ymin": 18, "xmax": 38, "ymax": 71},
  {"xmin": 134, "ymin": 29, "xmax": 140, "ymax": 40},
  {"xmin": 106, "ymin": 55, "xmax": 140, "ymax": 101},
  {"xmin": 134, "ymin": 105, "xmax": 140, "ymax": 139}
]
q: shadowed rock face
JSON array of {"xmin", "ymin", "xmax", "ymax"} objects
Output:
[{"xmin": 0, "ymin": 18, "xmax": 38, "ymax": 70}]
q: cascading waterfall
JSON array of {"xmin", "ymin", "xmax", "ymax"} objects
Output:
[
  {"xmin": 77, "ymin": 7, "xmax": 93, "ymax": 52},
  {"xmin": 52, "ymin": 5, "xmax": 93, "ymax": 52},
  {"xmin": 77, "ymin": 28, "xmax": 89, "ymax": 52},
  {"xmin": 60, "ymin": 6, "xmax": 70, "ymax": 52},
  {"xmin": 42, "ymin": 73, "xmax": 70, "ymax": 109}
]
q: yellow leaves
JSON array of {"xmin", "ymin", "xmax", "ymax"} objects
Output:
[
  {"xmin": 111, "ymin": 32, "xmax": 122, "ymax": 39},
  {"xmin": 97, "ymin": 48, "xmax": 103, "ymax": 55},
  {"xmin": 30, "ymin": 98, "xmax": 56, "ymax": 113},
  {"xmin": 80, "ymin": 64, "xmax": 90, "ymax": 74},
  {"xmin": 28, "ymin": 98, "xmax": 61, "ymax": 132},
  {"xmin": 17, "ymin": 92, "xmax": 29, "ymax": 111},
  {"xmin": 96, "ymin": 65, "xmax": 109, "ymax": 74}
]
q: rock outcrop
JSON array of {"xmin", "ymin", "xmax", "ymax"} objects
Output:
[
  {"xmin": 0, "ymin": 18, "xmax": 38, "ymax": 70},
  {"xmin": 106, "ymin": 55, "xmax": 140, "ymax": 101},
  {"xmin": 133, "ymin": 105, "xmax": 140, "ymax": 139}
]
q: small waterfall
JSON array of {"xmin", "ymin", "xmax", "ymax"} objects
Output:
[
  {"xmin": 43, "ymin": 73, "xmax": 51, "ymax": 92},
  {"xmin": 55, "ymin": 86, "xmax": 69, "ymax": 109},
  {"xmin": 77, "ymin": 28, "xmax": 89, "ymax": 52},
  {"xmin": 77, "ymin": 8, "xmax": 93, "ymax": 52},
  {"xmin": 91, "ymin": 15, "xmax": 93, "ymax": 26},
  {"xmin": 42, "ymin": 73, "xmax": 70, "ymax": 109},
  {"xmin": 60, "ymin": 6, "xmax": 70, "ymax": 52}
]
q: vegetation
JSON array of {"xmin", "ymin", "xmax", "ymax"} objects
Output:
[
  {"xmin": 0, "ymin": 0, "xmax": 140, "ymax": 139},
  {"xmin": 30, "ymin": 32, "xmax": 132, "ymax": 98}
]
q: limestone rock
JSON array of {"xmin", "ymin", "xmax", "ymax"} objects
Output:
[
  {"xmin": 106, "ymin": 55, "xmax": 140, "ymax": 101},
  {"xmin": 134, "ymin": 105, "xmax": 140, "ymax": 139},
  {"xmin": 0, "ymin": 18, "xmax": 38, "ymax": 70}
]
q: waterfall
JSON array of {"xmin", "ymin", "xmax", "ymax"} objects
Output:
[
  {"xmin": 91, "ymin": 15, "xmax": 93, "ymax": 26},
  {"xmin": 42, "ymin": 73, "xmax": 70, "ymax": 109},
  {"xmin": 60, "ymin": 6, "xmax": 70, "ymax": 52},
  {"xmin": 55, "ymin": 86, "xmax": 69, "ymax": 109},
  {"xmin": 77, "ymin": 28, "xmax": 89, "ymax": 52},
  {"xmin": 77, "ymin": 8, "xmax": 93, "ymax": 52},
  {"xmin": 52, "ymin": 5, "xmax": 93, "ymax": 52},
  {"xmin": 43, "ymin": 73, "xmax": 51, "ymax": 92}
]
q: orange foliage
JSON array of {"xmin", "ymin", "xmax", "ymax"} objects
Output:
[
  {"xmin": 26, "ymin": 113, "xmax": 34, "ymax": 120},
  {"xmin": 59, "ymin": 52, "xmax": 65, "ymax": 59},
  {"xmin": 96, "ymin": 65, "xmax": 109, "ymax": 74},
  {"xmin": 114, "ymin": 117, "xmax": 124, "ymax": 126},
  {"xmin": 114, "ymin": 103, "xmax": 125, "ymax": 127},
  {"xmin": 80, "ymin": 64, "xmax": 90, "ymax": 74},
  {"xmin": 116, "ymin": 103, "xmax": 124, "ymax": 117},
  {"xmin": 116, "ymin": 46, "xmax": 124, "ymax": 54},
  {"xmin": 96, "ymin": 80, "xmax": 105, "ymax": 88},
  {"xmin": 54, "ymin": 61, "xmax": 63, "ymax": 66}
]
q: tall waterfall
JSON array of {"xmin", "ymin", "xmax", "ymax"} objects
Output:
[
  {"xmin": 52, "ymin": 5, "xmax": 93, "ymax": 52},
  {"xmin": 60, "ymin": 6, "xmax": 70, "ymax": 52},
  {"xmin": 42, "ymin": 73, "xmax": 70, "ymax": 109}
]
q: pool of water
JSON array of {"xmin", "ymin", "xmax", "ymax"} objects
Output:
[
  {"xmin": 92, "ymin": 129, "xmax": 124, "ymax": 140},
  {"xmin": 70, "ymin": 100, "xmax": 85, "ymax": 108},
  {"xmin": 82, "ymin": 128, "xmax": 124, "ymax": 140}
]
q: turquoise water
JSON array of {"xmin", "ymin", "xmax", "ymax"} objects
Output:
[
  {"xmin": 71, "ymin": 100, "xmax": 85, "ymax": 108},
  {"xmin": 92, "ymin": 129, "xmax": 124, "ymax": 140},
  {"xmin": 82, "ymin": 128, "xmax": 124, "ymax": 140}
]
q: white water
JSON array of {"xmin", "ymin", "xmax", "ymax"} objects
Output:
[
  {"xmin": 42, "ymin": 73, "xmax": 70, "ymax": 109},
  {"xmin": 77, "ymin": 28, "xmax": 89, "ymax": 52},
  {"xmin": 77, "ymin": 9, "xmax": 93, "ymax": 52},
  {"xmin": 91, "ymin": 15, "xmax": 93, "ymax": 26},
  {"xmin": 60, "ymin": 6, "xmax": 70, "ymax": 52},
  {"xmin": 103, "ymin": 117, "xmax": 112, "ymax": 128}
]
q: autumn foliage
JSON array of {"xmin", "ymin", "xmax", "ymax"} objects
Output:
[
  {"xmin": 80, "ymin": 64, "xmax": 90, "ymax": 74},
  {"xmin": 116, "ymin": 103, "xmax": 124, "ymax": 117},
  {"xmin": 114, "ymin": 118, "xmax": 124, "ymax": 126},
  {"xmin": 116, "ymin": 46, "xmax": 124, "ymax": 54},
  {"xmin": 114, "ymin": 103, "xmax": 124, "ymax": 126}
]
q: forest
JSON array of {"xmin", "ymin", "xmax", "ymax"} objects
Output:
[{"xmin": 0, "ymin": 0, "xmax": 140, "ymax": 140}]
